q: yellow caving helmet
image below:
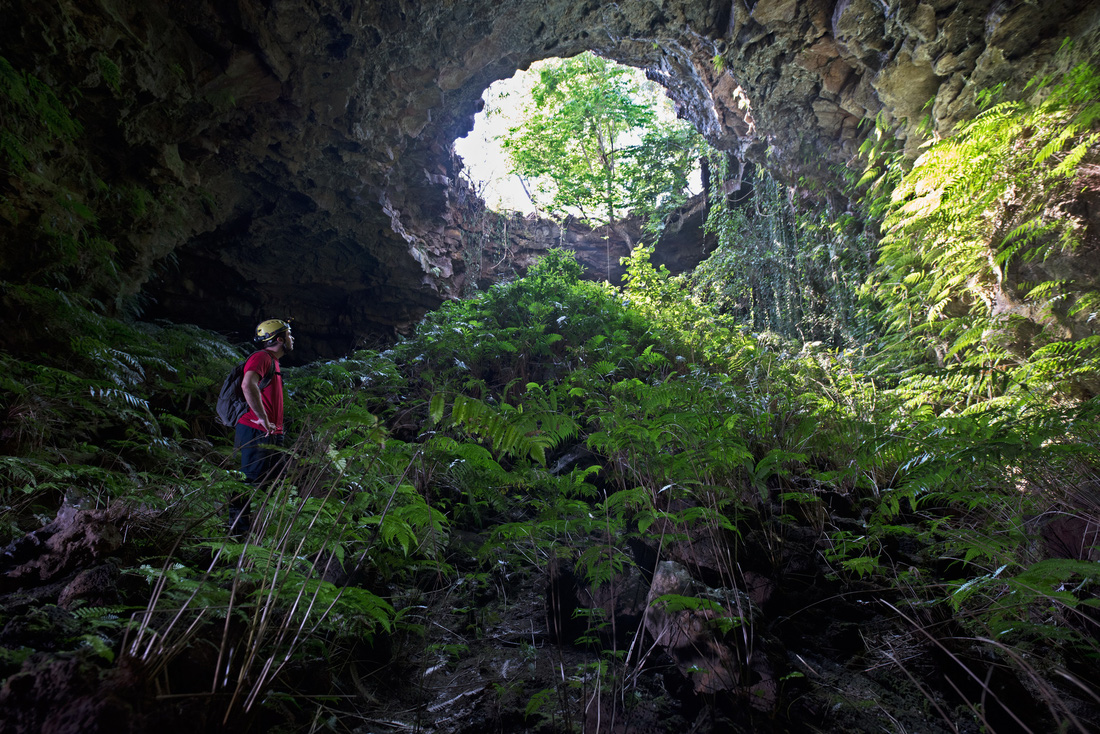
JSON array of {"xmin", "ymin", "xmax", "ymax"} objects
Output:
[{"xmin": 255, "ymin": 318, "xmax": 291, "ymax": 343}]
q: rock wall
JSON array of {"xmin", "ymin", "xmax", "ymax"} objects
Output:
[
  {"xmin": 1, "ymin": 0, "xmax": 1097, "ymax": 357},
  {"xmin": 445, "ymin": 173, "xmax": 698, "ymax": 293}
]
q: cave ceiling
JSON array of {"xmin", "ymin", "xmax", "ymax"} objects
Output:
[{"xmin": 2, "ymin": 0, "xmax": 1098, "ymax": 358}]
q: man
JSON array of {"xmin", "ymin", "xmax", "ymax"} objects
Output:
[{"xmin": 229, "ymin": 318, "xmax": 294, "ymax": 536}]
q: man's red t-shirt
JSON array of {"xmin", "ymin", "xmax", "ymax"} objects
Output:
[{"xmin": 237, "ymin": 350, "xmax": 283, "ymax": 434}]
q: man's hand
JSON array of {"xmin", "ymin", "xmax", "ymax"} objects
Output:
[{"xmin": 241, "ymin": 369, "xmax": 272, "ymax": 433}]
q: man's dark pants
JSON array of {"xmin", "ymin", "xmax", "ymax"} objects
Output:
[{"xmin": 231, "ymin": 424, "xmax": 286, "ymax": 537}]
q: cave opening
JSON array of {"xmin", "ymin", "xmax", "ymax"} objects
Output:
[
  {"xmin": 452, "ymin": 54, "xmax": 707, "ymax": 223},
  {"xmin": 453, "ymin": 66, "xmax": 540, "ymax": 215}
]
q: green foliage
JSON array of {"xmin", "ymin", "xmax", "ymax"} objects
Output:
[
  {"xmin": 620, "ymin": 243, "xmax": 767, "ymax": 376},
  {"xmin": 0, "ymin": 285, "xmax": 249, "ymax": 539},
  {"xmin": 0, "ymin": 58, "xmax": 119, "ymax": 293},
  {"xmin": 524, "ymin": 687, "xmax": 557, "ymax": 723},
  {"xmin": 694, "ymin": 162, "xmax": 877, "ymax": 347},
  {"xmin": 0, "ymin": 56, "xmax": 82, "ymax": 173},
  {"xmin": 94, "ymin": 53, "xmax": 122, "ymax": 94},
  {"xmin": 651, "ymin": 594, "xmax": 743, "ymax": 635},
  {"xmin": 0, "ymin": 59, "xmax": 119, "ymax": 293},
  {"xmin": 447, "ymin": 393, "xmax": 578, "ymax": 466},
  {"xmin": 500, "ymin": 52, "xmax": 705, "ymax": 236},
  {"xmin": 0, "ymin": 56, "xmax": 170, "ymax": 301},
  {"xmin": 851, "ymin": 113, "xmax": 908, "ymax": 221},
  {"xmin": 624, "ymin": 120, "xmax": 709, "ymax": 238},
  {"xmin": 867, "ymin": 63, "xmax": 1100, "ymax": 404},
  {"xmin": 6, "ymin": 81, "xmax": 1100, "ymax": 726}
]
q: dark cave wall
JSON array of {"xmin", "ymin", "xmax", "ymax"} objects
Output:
[{"xmin": 2, "ymin": 0, "xmax": 1098, "ymax": 357}]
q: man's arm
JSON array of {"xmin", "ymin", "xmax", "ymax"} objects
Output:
[{"xmin": 241, "ymin": 370, "xmax": 273, "ymax": 434}]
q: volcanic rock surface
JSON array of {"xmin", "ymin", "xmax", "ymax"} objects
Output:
[{"xmin": 2, "ymin": 0, "xmax": 1098, "ymax": 357}]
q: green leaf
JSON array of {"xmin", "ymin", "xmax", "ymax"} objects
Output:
[{"xmin": 429, "ymin": 393, "xmax": 445, "ymax": 424}]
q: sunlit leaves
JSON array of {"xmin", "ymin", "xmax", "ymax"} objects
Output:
[
  {"xmin": 870, "ymin": 63, "xmax": 1100, "ymax": 403},
  {"xmin": 500, "ymin": 52, "xmax": 703, "ymax": 232}
]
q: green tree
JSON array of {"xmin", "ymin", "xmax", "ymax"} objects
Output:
[{"xmin": 500, "ymin": 52, "xmax": 703, "ymax": 236}]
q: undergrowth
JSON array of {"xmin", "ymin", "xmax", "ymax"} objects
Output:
[{"xmin": 1, "ymin": 63, "xmax": 1099, "ymax": 734}]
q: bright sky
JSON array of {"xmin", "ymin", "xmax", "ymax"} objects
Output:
[
  {"xmin": 453, "ymin": 59, "xmax": 700, "ymax": 215},
  {"xmin": 452, "ymin": 67, "xmax": 543, "ymax": 214}
]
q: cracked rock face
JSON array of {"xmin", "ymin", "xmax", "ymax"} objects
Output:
[{"xmin": 1, "ymin": 0, "xmax": 1097, "ymax": 357}]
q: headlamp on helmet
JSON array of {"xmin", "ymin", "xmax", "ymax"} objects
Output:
[{"xmin": 255, "ymin": 319, "xmax": 291, "ymax": 344}]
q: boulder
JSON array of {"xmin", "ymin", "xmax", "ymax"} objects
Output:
[
  {"xmin": 1, "ymin": 507, "xmax": 123, "ymax": 592},
  {"xmin": 644, "ymin": 560, "xmax": 777, "ymax": 708}
]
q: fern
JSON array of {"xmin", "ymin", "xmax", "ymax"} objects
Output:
[
  {"xmin": 869, "ymin": 63, "xmax": 1100, "ymax": 405},
  {"xmin": 447, "ymin": 394, "xmax": 577, "ymax": 465}
]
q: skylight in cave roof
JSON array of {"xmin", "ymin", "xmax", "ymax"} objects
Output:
[{"xmin": 453, "ymin": 58, "xmax": 698, "ymax": 216}]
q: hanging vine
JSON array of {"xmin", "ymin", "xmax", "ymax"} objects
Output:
[{"xmin": 691, "ymin": 156, "xmax": 877, "ymax": 347}]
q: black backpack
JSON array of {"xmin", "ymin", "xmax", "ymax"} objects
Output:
[{"xmin": 215, "ymin": 356, "xmax": 275, "ymax": 427}]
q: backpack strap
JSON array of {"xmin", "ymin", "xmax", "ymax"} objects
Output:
[
  {"xmin": 259, "ymin": 360, "xmax": 274, "ymax": 389},
  {"xmin": 256, "ymin": 354, "xmax": 277, "ymax": 390},
  {"xmin": 243, "ymin": 353, "xmax": 277, "ymax": 391}
]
